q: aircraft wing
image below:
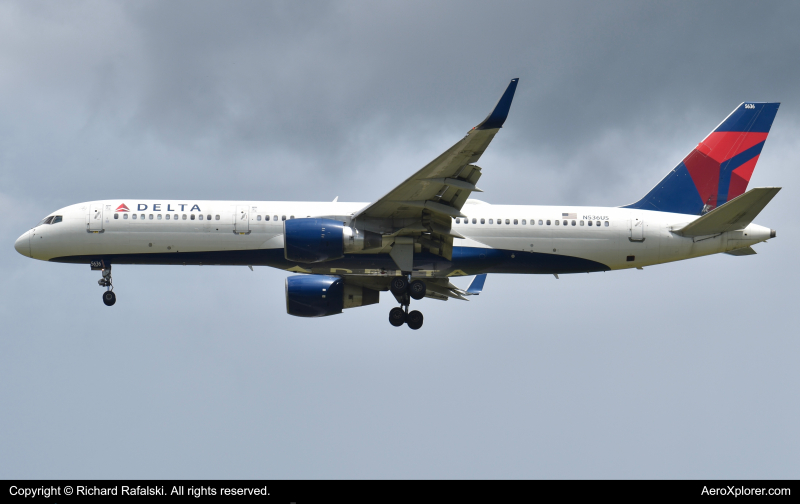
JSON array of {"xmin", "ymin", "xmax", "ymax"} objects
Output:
[{"xmin": 352, "ymin": 79, "xmax": 518, "ymax": 262}]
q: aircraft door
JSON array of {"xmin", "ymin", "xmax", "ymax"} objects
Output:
[
  {"xmin": 87, "ymin": 203, "xmax": 104, "ymax": 233},
  {"xmin": 234, "ymin": 205, "xmax": 250, "ymax": 235},
  {"xmin": 629, "ymin": 216, "xmax": 644, "ymax": 242}
]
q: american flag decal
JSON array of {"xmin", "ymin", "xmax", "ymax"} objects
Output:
[{"xmin": 562, "ymin": 212, "xmax": 576, "ymax": 219}]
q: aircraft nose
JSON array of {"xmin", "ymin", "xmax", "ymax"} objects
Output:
[{"xmin": 14, "ymin": 231, "xmax": 31, "ymax": 258}]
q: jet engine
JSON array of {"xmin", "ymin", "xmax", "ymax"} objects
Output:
[
  {"xmin": 285, "ymin": 274, "xmax": 379, "ymax": 317},
  {"xmin": 284, "ymin": 218, "xmax": 382, "ymax": 263}
]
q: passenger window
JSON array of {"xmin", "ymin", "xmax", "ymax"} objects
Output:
[
  {"xmin": 480, "ymin": 218, "xmax": 485, "ymax": 224},
  {"xmin": 114, "ymin": 214, "xmax": 119, "ymax": 220},
  {"xmin": 157, "ymin": 214, "xmax": 162, "ymax": 220},
  {"xmin": 455, "ymin": 218, "xmax": 460, "ymax": 224},
  {"xmin": 521, "ymin": 219, "xmax": 526, "ymax": 225},
  {"xmin": 555, "ymin": 220, "xmax": 560, "ymax": 225},
  {"xmin": 215, "ymin": 215, "xmax": 220, "ymax": 220},
  {"xmin": 257, "ymin": 215, "xmax": 262, "ymax": 221},
  {"xmin": 282, "ymin": 215, "xmax": 286, "ymax": 221},
  {"xmin": 572, "ymin": 220, "xmax": 576, "ymax": 226},
  {"xmin": 588, "ymin": 220, "xmax": 592, "ymax": 226},
  {"xmin": 206, "ymin": 215, "xmax": 211, "ymax": 220},
  {"xmin": 190, "ymin": 214, "xmax": 195, "ymax": 220},
  {"xmin": 123, "ymin": 214, "xmax": 128, "ymax": 220},
  {"xmin": 513, "ymin": 219, "xmax": 518, "ymax": 225},
  {"xmin": 546, "ymin": 220, "xmax": 550, "ymax": 225},
  {"xmin": 497, "ymin": 219, "xmax": 501, "ymax": 225},
  {"xmin": 182, "ymin": 214, "xmax": 187, "ymax": 220},
  {"xmin": 273, "ymin": 215, "xmax": 278, "ymax": 221},
  {"xmin": 132, "ymin": 214, "xmax": 137, "ymax": 220},
  {"xmin": 579, "ymin": 220, "xmax": 584, "ymax": 226},
  {"xmin": 165, "ymin": 214, "xmax": 170, "ymax": 220},
  {"xmin": 290, "ymin": 215, "xmax": 295, "ymax": 219},
  {"xmin": 199, "ymin": 214, "xmax": 203, "ymax": 220},
  {"xmin": 472, "ymin": 218, "xmax": 477, "ymax": 224},
  {"xmin": 505, "ymin": 219, "xmax": 510, "ymax": 224},
  {"xmin": 488, "ymin": 219, "xmax": 493, "ymax": 224},
  {"xmin": 604, "ymin": 221, "xmax": 609, "ymax": 227},
  {"xmin": 538, "ymin": 220, "xmax": 543, "ymax": 225},
  {"xmin": 149, "ymin": 214, "xmax": 153, "ymax": 220}
]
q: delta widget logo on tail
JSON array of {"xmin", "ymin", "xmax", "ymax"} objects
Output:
[{"xmin": 624, "ymin": 102, "xmax": 780, "ymax": 215}]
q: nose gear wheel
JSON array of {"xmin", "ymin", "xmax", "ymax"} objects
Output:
[{"xmin": 97, "ymin": 266, "xmax": 116, "ymax": 307}]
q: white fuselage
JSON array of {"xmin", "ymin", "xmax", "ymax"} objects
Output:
[{"xmin": 15, "ymin": 198, "xmax": 772, "ymax": 277}]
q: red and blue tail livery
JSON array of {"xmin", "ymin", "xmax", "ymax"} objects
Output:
[{"xmin": 625, "ymin": 102, "xmax": 780, "ymax": 215}]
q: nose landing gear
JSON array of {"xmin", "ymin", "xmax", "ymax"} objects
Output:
[
  {"xmin": 97, "ymin": 266, "xmax": 116, "ymax": 306},
  {"xmin": 387, "ymin": 277, "xmax": 426, "ymax": 330}
]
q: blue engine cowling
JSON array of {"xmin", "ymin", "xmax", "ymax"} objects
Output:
[
  {"xmin": 285, "ymin": 274, "xmax": 344, "ymax": 317},
  {"xmin": 284, "ymin": 218, "xmax": 345, "ymax": 263},
  {"xmin": 285, "ymin": 274, "xmax": 380, "ymax": 317}
]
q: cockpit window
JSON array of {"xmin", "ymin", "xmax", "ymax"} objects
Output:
[
  {"xmin": 37, "ymin": 216, "xmax": 54, "ymax": 226},
  {"xmin": 51, "ymin": 216, "xmax": 62, "ymax": 224}
]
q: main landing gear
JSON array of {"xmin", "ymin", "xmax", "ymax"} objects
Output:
[
  {"xmin": 387, "ymin": 276, "xmax": 426, "ymax": 330},
  {"xmin": 98, "ymin": 265, "xmax": 116, "ymax": 306}
]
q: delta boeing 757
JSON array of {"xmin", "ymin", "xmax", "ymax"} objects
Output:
[{"xmin": 14, "ymin": 80, "xmax": 780, "ymax": 330}]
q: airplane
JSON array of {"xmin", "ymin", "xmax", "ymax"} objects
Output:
[{"xmin": 14, "ymin": 79, "xmax": 781, "ymax": 330}]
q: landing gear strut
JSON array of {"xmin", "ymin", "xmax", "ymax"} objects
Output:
[
  {"xmin": 98, "ymin": 266, "xmax": 116, "ymax": 306},
  {"xmin": 387, "ymin": 276, "xmax": 425, "ymax": 330}
]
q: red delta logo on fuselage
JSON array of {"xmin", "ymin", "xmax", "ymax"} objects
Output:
[{"xmin": 114, "ymin": 203, "xmax": 203, "ymax": 212}]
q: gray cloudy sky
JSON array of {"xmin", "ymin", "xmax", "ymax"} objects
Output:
[{"xmin": 1, "ymin": 1, "xmax": 799, "ymax": 478}]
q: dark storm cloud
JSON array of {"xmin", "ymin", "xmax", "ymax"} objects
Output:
[
  {"xmin": 120, "ymin": 1, "xmax": 800, "ymax": 151},
  {"xmin": 5, "ymin": 1, "xmax": 799, "ymax": 204}
]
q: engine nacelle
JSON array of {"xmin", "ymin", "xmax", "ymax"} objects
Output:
[
  {"xmin": 284, "ymin": 218, "xmax": 345, "ymax": 263},
  {"xmin": 285, "ymin": 275, "xmax": 379, "ymax": 317},
  {"xmin": 284, "ymin": 218, "xmax": 383, "ymax": 263}
]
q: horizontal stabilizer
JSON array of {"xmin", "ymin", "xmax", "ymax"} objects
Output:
[
  {"xmin": 672, "ymin": 187, "xmax": 780, "ymax": 237},
  {"xmin": 726, "ymin": 246, "xmax": 757, "ymax": 256},
  {"xmin": 466, "ymin": 274, "xmax": 487, "ymax": 295}
]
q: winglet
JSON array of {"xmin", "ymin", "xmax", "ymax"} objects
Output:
[
  {"xmin": 475, "ymin": 79, "xmax": 519, "ymax": 130},
  {"xmin": 466, "ymin": 273, "xmax": 487, "ymax": 295}
]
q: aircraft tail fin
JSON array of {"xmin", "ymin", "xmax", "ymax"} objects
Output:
[
  {"xmin": 671, "ymin": 187, "xmax": 780, "ymax": 237},
  {"xmin": 624, "ymin": 102, "xmax": 780, "ymax": 215}
]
